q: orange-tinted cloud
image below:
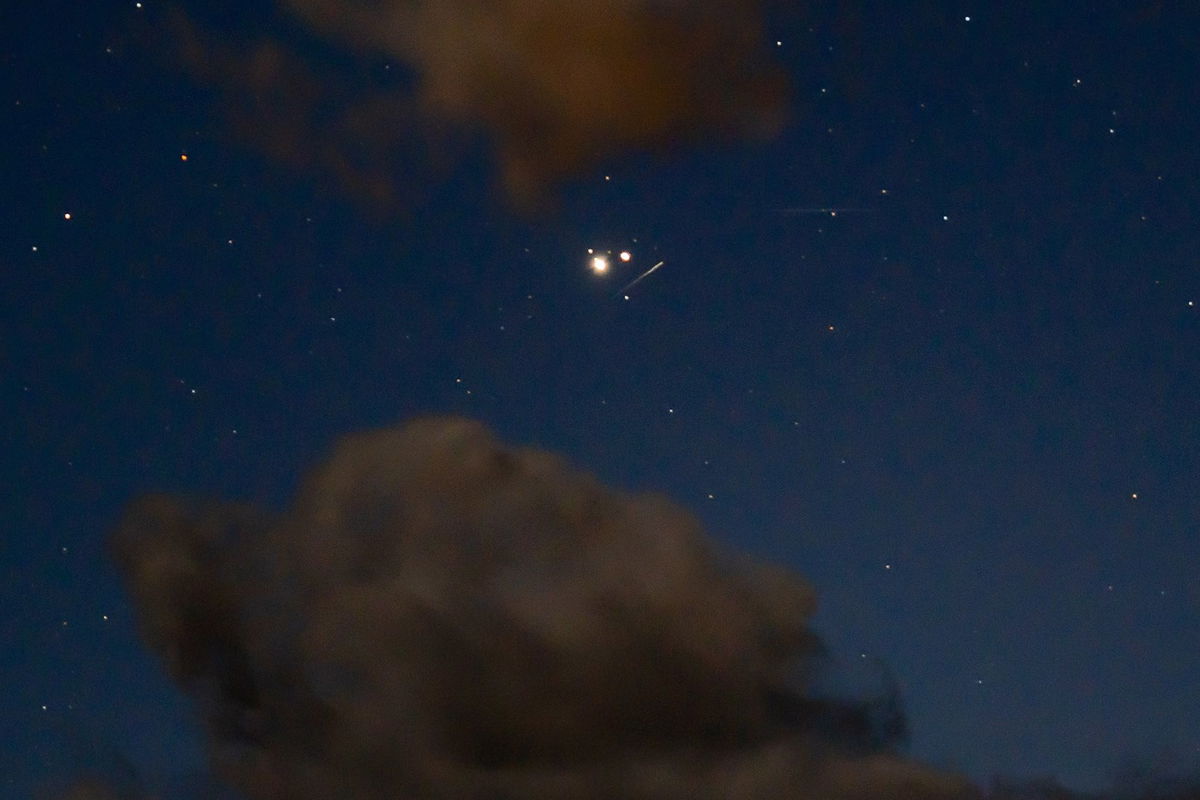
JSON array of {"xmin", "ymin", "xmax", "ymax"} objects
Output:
[
  {"xmin": 169, "ymin": 0, "xmax": 788, "ymax": 211},
  {"xmin": 282, "ymin": 0, "xmax": 788, "ymax": 206}
]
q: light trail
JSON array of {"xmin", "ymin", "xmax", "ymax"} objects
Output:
[{"xmin": 617, "ymin": 260, "xmax": 664, "ymax": 296}]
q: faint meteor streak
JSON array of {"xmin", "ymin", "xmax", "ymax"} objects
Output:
[{"xmin": 618, "ymin": 260, "xmax": 665, "ymax": 296}]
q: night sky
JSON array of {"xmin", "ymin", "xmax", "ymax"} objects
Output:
[{"xmin": 4, "ymin": 1, "xmax": 1199, "ymax": 798}]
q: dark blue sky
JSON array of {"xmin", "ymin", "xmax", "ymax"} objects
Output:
[{"xmin": 3, "ymin": 1, "xmax": 1199, "ymax": 797}]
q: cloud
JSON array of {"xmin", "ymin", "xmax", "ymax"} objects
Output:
[
  {"xmin": 166, "ymin": 0, "xmax": 788, "ymax": 210},
  {"xmin": 168, "ymin": 10, "xmax": 447, "ymax": 214},
  {"xmin": 108, "ymin": 416, "xmax": 975, "ymax": 799}
]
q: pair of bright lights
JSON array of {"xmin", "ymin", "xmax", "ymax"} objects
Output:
[{"xmin": 589, "ymin": 249, "xmax": 632, "ymax": 274}]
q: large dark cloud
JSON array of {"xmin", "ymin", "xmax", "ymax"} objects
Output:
[
  {"xmin": 106, "ymin": 416, "xmax": 976, "ymax": 799},
  {"xmin": 167, "ymin": 0, "xmax": 789, "ymax": 210}
]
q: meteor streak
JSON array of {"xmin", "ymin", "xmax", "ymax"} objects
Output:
[{"xmin": 618, "ymin": 260, "xmax": 664, "ymax": 296}]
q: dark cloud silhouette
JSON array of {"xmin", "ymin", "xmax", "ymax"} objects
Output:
[
  {"xmin": 108, "ymin": 416, "xmax": 976, "ymax": 799},
  {"xmin": 167, "ymin": 0, "xmax": 788, "ymax": 210}
]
